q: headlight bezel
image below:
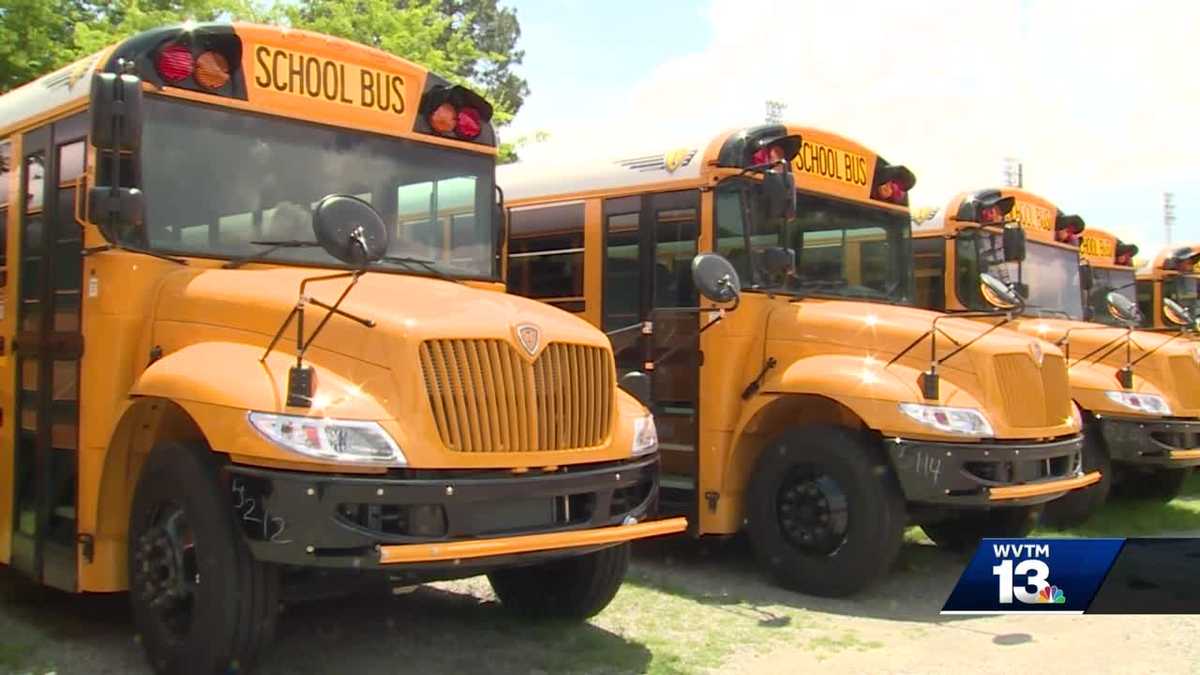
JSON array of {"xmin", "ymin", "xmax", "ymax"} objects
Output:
[
  {"xmin": 898, "ymin": 402, "xmax": 996, "ymax": 438},
  {"xmin": 631, "ymin": 414, "xmax": 659, "ymax": 457},
  {"xmin": 247, "ymin": 411, "xmax": 406, "ymax": 465},
  {"xmin": 1104, "ymin": 390, "xmax": 1172, "ymax": 416}
]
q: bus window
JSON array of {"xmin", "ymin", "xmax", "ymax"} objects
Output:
[
  {"xmin": 25, "ymin": 153, "xmax": 45, "ymax": 213},
  {"xmin": 1, "ymin": 141, "xmax": 10, "ymax": 287},
  {"xmin": 603, "ymin": 196, "xmax": 642, "ymax": 332},
  {"xmin": 913, "ymin": 236, "xmax": 945, "ymax": 309},
  {"xmin": 58, "ymin": 140, "xmax": 85, "ymax": 185},
  {"xmin": 651, "ymin": 192, "xmax": 698, "ymax": 309},
  {"xmin": 1086, "ymin": 266, "xmax": 1136, "ymax": 325},
  {"xmin": 507, "ymin": 201, "xmax": 585, "ymax": 312},
  {"xmin": 1137, "ymin": 279, "xmax": 1155, "ymax": 327}
]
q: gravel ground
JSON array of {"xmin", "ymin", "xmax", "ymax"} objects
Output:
[{"xmin": 1, "ymin": 535, "xmax": 1197, "ymax": 674}]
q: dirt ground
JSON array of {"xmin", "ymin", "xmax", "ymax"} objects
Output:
[{"xmin": 2, "ymin": 534, "xmax": 1197, "ymax": 675}]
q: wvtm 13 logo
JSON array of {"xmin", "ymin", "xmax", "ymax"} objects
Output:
[{"xmin": 941, "ymin": 538, "xmax": 1123, "ymax": 615}]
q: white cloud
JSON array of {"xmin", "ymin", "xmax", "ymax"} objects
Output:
[{"xmin": 509, "ymin": 0, "xmax": 1200, "ymax": 256}]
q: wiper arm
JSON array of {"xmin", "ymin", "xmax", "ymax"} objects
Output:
[
  {"xmin": 83, "ymin": 243, "xmax": 188, "ymax": 265},
  {"xmin": 380, "ymin": 255, "xmax": 458, "ymax": 283},
  {"xmin": 223, "ymin": 240, "xmax": 320, "ymax": 269}
]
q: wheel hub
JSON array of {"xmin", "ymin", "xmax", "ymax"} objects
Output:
[
  {"xmin": 777, "ymin": 469, "xmax": 850, "ymax": 556},
  {"xmin": 132, "ymin": 504, "xmax": 197, "ymax": 636}
]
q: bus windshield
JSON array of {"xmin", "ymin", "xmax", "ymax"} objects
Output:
[
  {"xmin": 1085, "ymin": 266, "xmax": 1136, "ymax": 326},
  {"xmin": 136, "ymin": 96, "xmax": 497, "ymax": 279},
  {"xmin": 957, "ymin": 232, "xmax": 1084, "ymax": 319},
  {"xmin": 1168, "ymin": 275, "xmax": 1200, "ymax": 317},
  {"xmin": 716, "ymin": 184, "xmax": 913, "ymax": 304}
]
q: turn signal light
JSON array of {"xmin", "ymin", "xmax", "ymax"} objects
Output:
[
  {"xmin": 874, "ymin": 180, "xmax": 907, "ymax": 204},
  {"xmin": 156, "ymin": 43, "xmax": 194, "ymax": 83},
  {"xmin": 456, "ymin": 107, "xmax": 482, "ymax": 139},
  {"xmin": 430, "ymin": 103, "xmax": 457, "ymax": 134},
  {"xmin": 194, "ymin": 50, "xmax": 231, "ymax": 89}
]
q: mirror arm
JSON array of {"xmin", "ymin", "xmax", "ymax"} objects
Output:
[{"xmin": 1129, "ymin": 328, "xmax": 1184, "ymax": 368}]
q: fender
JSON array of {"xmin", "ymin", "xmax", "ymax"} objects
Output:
[{"xmin": 1067, "ymin": 358, "xmax": 1164, "ymax": 414}]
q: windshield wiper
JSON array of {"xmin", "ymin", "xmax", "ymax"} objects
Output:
[
  {"xmin": 380, "ymin": 255, "xmax": 459, "ymax": 283},
  {"xmin": 83, "ymin": 243, "xmax": 188, "ymax": 265},
  {"xmin": 223, "ymin": 240, "xmax": 321, "ymax": 269}
]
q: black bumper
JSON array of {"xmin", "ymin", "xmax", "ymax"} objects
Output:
[
  {"xmin": 1099, "ymin": 415, "xmax": 1200, "ymax": 467},
  {"xmin": 224, "ymin": 455, "xmax": 659, "ymax": 574},
  {"xmin": 885, "ymin": 435, "xmax": 1085, "ymax": 506}
]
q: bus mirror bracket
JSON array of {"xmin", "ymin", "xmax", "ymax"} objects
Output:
[
  {"xmin": 87, "ymin": 186, "xmax": 144, "ymax": 240},
  {"xmin": 91, "ymin": 69, "xmax": 143, "ymax": 152}
]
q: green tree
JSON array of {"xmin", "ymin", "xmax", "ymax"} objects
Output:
[{"xmin": 0, "ymin": 0, "xmax": 87, "ymax": 91}]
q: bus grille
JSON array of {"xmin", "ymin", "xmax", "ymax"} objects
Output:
[
  {"xmin": 994, "ymin": 353, "xmax": 1071, "ymax": 428},
  {"xmin": 418, "ymin": 339, "xmax": 613, "ymax": 452},
  {"xmin": 1169, "ymin": 355, "xmax": 1200, "ymax": 410}
]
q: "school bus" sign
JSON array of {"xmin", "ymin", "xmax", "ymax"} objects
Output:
[
  {"xmin": 791, "ymin": 140, "xmax": 870, "ymax": 188},
  {"xmin": 1009, "ymin": 200, "xmax": 1055, "ymax": 234},
  {"xmin": 1079, "ymin": 231, "xmax": 1116, "ymax": 259}
]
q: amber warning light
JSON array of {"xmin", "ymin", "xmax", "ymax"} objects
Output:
[{"xmin": 419, "ymin": 84, "xmax": 493, "ymax": 142}]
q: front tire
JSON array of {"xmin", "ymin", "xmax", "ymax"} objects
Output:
[
  {"xmin": 488, "ymin": 543, "xmax": 629, "ymax": 620},
  {"xmin": 129, "ymin": 441, "xmax": 279, "ymax": 675},
  {"xmin": 921, "ymin": 506, "xmax": 1039, "ymax": 552},
  {"xmin": 1041, "ymin": 431, "xmax": 1111, "ymax": 528},
  {"xmin": 745, "ymin": 426, "xmax": 906, "ymax": 597}
]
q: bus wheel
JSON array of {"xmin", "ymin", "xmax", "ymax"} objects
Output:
[
  {"xmin": 1041, "ymin": 432, "xmax": 1111, "ymax": 528},
  {"xmin": 920, "ymin": 506, "xmax": 1039, "ymax": 552},
  {"xmin": 129, "ymin": 441, "xmax": 279, "ymax": 675},
  {"xmin": 1115, "ymin": 467, "xmax": 1193, "ymax": 503},
  {"xmin": 488, "ymin": 543, "xmax": 629, "ymax": 620},
  {"xmin": 746, "ymin": 426, "xmax": 905, "ymax": 597}
]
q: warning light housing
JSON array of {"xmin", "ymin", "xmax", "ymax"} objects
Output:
[
  {"xmin": 416, "ymin": 83, "xmax": 495, "ymax": 145},
  {"xmin": 104, "ymin": 24, "xmax": 246, "ymax": 100},
  {"xmin": 871, "ymin": 163, "xmax": 916, "ymax": 206}
]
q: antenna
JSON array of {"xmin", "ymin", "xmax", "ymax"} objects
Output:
[
  {"xmin": 765, "ymin": 100, "xmax": 786, "ymax": 124},
  {"xmin": 1003, "ymin": 157, "xmax": 1023, "ymax": 188},
  {"xmin": 1164, "ymin": 192, "xmax": 1176, "ymax": 245}
]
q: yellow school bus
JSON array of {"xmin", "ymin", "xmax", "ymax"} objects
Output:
[
  {"xmin": 914, "ymin": 189, "xmax": 1200, "ymax": 525},
  {"xmin": 0, "ymin": 22, "xmax": 685, "ymax": 673},
  {"xmin": 500, "ymin": 125, "xmax": 1095, "ymax": 596},
  {"xmin": 1137, "ymin": 244, "xmax": 1200, "ymax": 331}
]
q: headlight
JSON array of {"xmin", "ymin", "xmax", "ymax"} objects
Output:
[
  {"xmin": 632, "ymin": 414, "xmax": 658, "ymax": 456},
  {"xmin": 1104, "ymin": 391, "xmax": 1172, "ymax": 416},
  {"xmin": 248, "ymin": 412, "xmax": 405, "ymax": 465},
  {"xmin": 898, "ymin": 402, "xmax": 995, "ymax": 437}
]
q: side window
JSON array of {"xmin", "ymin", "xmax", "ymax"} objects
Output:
[
  {"xmin": 0, "ymin": 141, "xmax": 10, "ymax": 288},
  {"xmin": 1136, "ymin": 280, "xmax": 1154, "ymax": 327},
  {"xmin": 506, "ymin": 201, "xmax": 586, "ymax": 312},
  {"xmin": 912, "ymin": 236, "xmax": 945, "ymax": 309},
  {"xmin": 714, "ymin": 185, "xmax": 753, "ymax": 284},
  {"xmin": 651, "ymin": 191, "xmax": 698, "ymax": 309},
  {"xmin": 955, "ymin": 232, "xmax": 984, "ymax": 310}
]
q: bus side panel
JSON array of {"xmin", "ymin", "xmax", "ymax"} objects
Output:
[{"xmin": 0, "ymin": 133, "xmax": 21, "ymax": 564}]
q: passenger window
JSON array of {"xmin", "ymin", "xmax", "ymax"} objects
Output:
[
  {"xmin": 1, "ymin": 141, "xmax": 10, "ymax": 286},
  {"xmin": 651, "ymin": 193, "xmax": 698, "ymax": 308},
  {"xmin": 57, "ymin": 140, "xmax": 85, "ymax": 185},
  {"xmin": 603, "ymin": 199, "xmax": 641, "ymax": 332},
  {"xmin": 507, "ymin": 201, "xmax": 585, "ymax": 312},
  {"xmin": 25, "ymin": 153, "xmax": 45, "ymax": 213}
]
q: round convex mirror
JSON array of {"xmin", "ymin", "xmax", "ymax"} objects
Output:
[
  {"xmin": 692, "ymin": 253, "xmax": 742, "ymax": 303},
  {"xmin": 979, "ymin": 272, "xmax": 1021, "ymax": 309},
  {"xmin": 1106, "ymin": 291, "xmax": 1140, "ymax": 324},
  {"xmin": 312, "ymin": 194, "xmax": 389, "ymax": 266},
  {"xmin": 1163, "ymin": 297, "xmax": 1193, "ymax": 327}
]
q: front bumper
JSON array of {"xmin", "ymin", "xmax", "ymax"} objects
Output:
[
  {"xmin": 1098, "ymin": 415, "xmax": 1200, "ymax": 467},
  {"xmin": 885, "ymin": 434, "xmax": 1099, "ymax": 506},
  {"xmin": 224, "ymin": 455, "xmax": 684, "ymax": 575}
]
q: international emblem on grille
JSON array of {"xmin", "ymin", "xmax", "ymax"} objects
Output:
[
  {"xmin": 1029, "ymin": 341, "xmax": 1044, "ymax": 367},
  {"xmin": 515, "ymin": 323, "xmax": 541, "ymax": 357}
]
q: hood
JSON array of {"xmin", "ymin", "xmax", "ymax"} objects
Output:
[{"xmin": 1011, "ymin": 317, "xmax": 1200, "ymax": 417}]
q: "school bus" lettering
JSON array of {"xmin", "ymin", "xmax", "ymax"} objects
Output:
[
  {"xmin": 252, "ymin": 45, "xmax": 405, "ymax": 114},
  {"xmin": 1009, "ymin": 201, "xmax": 1054, "ymax": 233},
  {"xmin": 791, "ymin": 140, "xmax": 869, "ymax": 188},
  {"xmin": 1079, "ymin": 234, "xmax": 1116, "ymax": 258}
]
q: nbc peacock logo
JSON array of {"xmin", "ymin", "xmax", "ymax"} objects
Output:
[{"xmin": 1037, "ymin": 585, "xmax": 1066, "ymax": 604}]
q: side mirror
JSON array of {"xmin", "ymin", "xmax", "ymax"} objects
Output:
[
  {"xmin": 760, "ymin": 169, "xmax": 796, "ymax": 220},
  {"xmin": 692, "ymin": 252, "xmax": 741, "ymax": 304},
  {"xmin": 1002, "ymin": 225, "xmax": 1026, "ymax": 263},
  {"xmin": 979, "ymin": 272, "xmax": 1022, "ymax": 309},
  {"xmin": 1163, "ymin": 297, "xmax": 1193, "ymax": 327},
  {"xmin": 618, "ymin": 371, "xmax": 651, "ymax": 407},
  {"xmin": 88, "ymin": 186, "xmax": 144, "ymax": 242},
  {"xmin": 90, "ymin": 72, "xmax": 143, "ymax": 151},
  {"xmin": 312, "ymin": 194, "xmax": 389, "ymax": 265},
  {"xmin": 1106, "ymin": 291, "xmax": 1140, "ymax": 325},
  {"xmin": 756, "ymin": 246, "xmax": 795, "ymax": 279},
  {"xmin": 1079, "ymin": 264, "xmax": 1094, "ymax": 292}
]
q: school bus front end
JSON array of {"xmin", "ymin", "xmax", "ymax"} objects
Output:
[
  {"xmin": 914, "ymin": 188, "xmax": 1200, "ymax": 524},
  {"xmin": 0, "ymin": 23, "xmax": 681, "ymax": 674},
  {"xmin": 1137, "ymin": 243, "xmax": 1200, "ymax": 332},
  {"xmin": 501, "ymin": 125, "xmax": 1092, "ymax": 597}
]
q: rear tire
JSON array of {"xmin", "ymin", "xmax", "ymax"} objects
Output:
[
  {"xmin": 921, "ymin": 506, "xmax": 1039, "ymax": 552},
  {"xmin": 1041, "ymin": 431, "xmax": 1111, "ymax": 528},
  {"xmin": 1115, "ymin": 467, "xmax": 1192, "ymax": 503},
  {"xmin": 129, "ymin": 441, "xmax": 279, "ymax": 675},
  {"xmin": 745, "ymin": 426, "xmax": 906, "ymax": 597},
  {"xmin": 488, "ymin": 543, "xmax": 629, "ymax": 620}
]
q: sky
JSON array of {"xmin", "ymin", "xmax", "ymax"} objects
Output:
[{"xmin": 502, "ymin": 0, "xmax": 1200, "ymax": 260}]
